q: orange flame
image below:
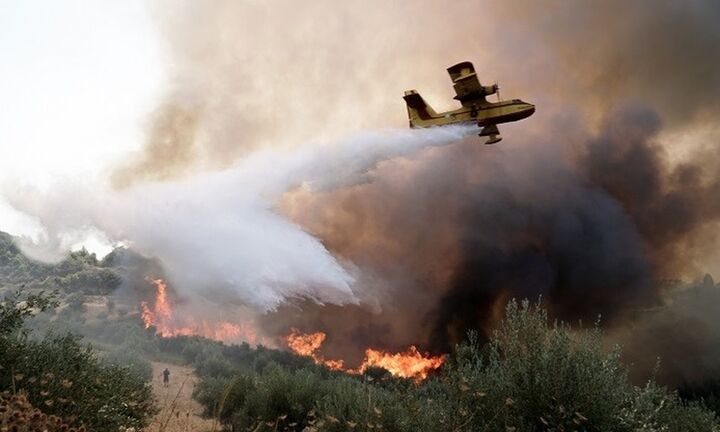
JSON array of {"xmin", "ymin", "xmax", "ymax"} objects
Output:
[
  {"xmin": 140, "ymin": 277, "xmax": 258, "ymax": 345},
  {"xmin": 283, "ymin": 329, "xmax": 443, "ymax": 380},
  {"xmin": 284, "ymin": 328, "xmax": 345, "ymax": 370},
  {"xmin": 140, "ymin": 278, "xmax": 171, "ymax": 329},
  {"xmin": 358, "ymin": 346, "xmax": 445, "ymax": 380},
  {"xmin": 285, "ymin": 328, "xmax": 326, "ymax": 356}
]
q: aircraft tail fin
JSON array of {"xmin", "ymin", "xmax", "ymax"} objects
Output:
[{"xmin": 403, "ymin": 90, "xmax": 439, "ymax": 128}]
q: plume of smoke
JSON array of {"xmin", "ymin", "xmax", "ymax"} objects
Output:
[
  {"xmin": 269, "ymin": 106, "xmax": 720, "ymax": 360},
  {"xmin": 6, "ymin": 0, "xmax": 720, "ymax": 382},
  {"xmin": 494, "ymin": 0, "xmax": 720, "ymax": 125},
  {"xmin": 579, "ymin": 106, "xmax": 720, "ymax": 276},
  {"xmin": 111, "ymin": 95, "xmax": 204, "ymax": 188},
  {"xmin": 5, "ymin": 125, "xmax": 472, "ymax": 310},
  {"xmin": 610, "ymin": 275, "xmax": 720, "ymax": 388},
  {"xmin": 112, "ymin": 1, "xmax": 720, "ymax": 192}
]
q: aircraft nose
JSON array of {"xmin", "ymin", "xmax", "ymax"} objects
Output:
[{"xmin": 525, "ymin": 103, "xmax": 536, "ymax": 117}]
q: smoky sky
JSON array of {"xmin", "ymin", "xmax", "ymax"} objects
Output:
[
  {"xmin": 113, "ymin": 0, "xmax": 720, "ymax": 187},
  {"xmin": 581, "ymin": 106, "xmax": 720, "ymax": 275},
  {"xmin": 273, "ymin": 108, "xmax": 658, "ymax": 354},
  {"xmin": 106, "ymin": 0, "xmax": 720, "ymax": 381},
  {"xmin": 88, "ymin": 1, "xmax": 720, "ymax": 350},
  {"xmin": 266, "ymin": 96, "xmax": 720, "ymax": 367},
  {"xmin": 497, "ymin": 0, "xmax": 720, "ymax": 124},
  {"xmin": 10, "ymin": 0, "xmax": 720, "ymax": 372}
]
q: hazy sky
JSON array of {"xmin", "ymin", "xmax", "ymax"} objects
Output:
[
  {"xmin": 0, "ymin": 1, "xmax": 164, "ymax": 241},
  {"xmin": 2, "ymin": 2, "xmax": 719, "ymax": 352},
  {"xmin": 1, "ymin": 0, "xmax": 718, "ymax": 266}
]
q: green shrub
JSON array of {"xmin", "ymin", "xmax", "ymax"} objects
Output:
[
  {"xmin": 195, "ymin": 299, "xmax": 720, "ymax": 432},
  {"xmin": 442, "ymin": 300, "xmax": 628, "ymax": 431},
  {"xmin": 63, "ymin": 292, "xmax": 86, "ymax": 313},
  {"xmin": 0, "ymin": 289, "xmax": 57, "ymax": 336},
  {"xmin": 194, "ymin": 364, "xmax": 412, "ymax": 432},
  {"xmin": 104, "ymin": 348, "xmax": 154, "ymax": 382},
  {"xmin": 57, "ymin": 267, "xmax": 122, "ymax": 294},
  {"xmin": 0, "ymin": 289, "xmax": 156, "ymax": 430},
  {"xmin": 620, "ymin": 381, "xmax": 720, "ymax": 431}
]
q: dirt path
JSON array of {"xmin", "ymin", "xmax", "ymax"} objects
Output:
[{"xmin": 145, "ymin": 362, "xmax": 216, "ymax": 432}]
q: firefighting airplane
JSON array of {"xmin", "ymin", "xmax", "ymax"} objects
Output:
[{"xmin": 403, "ymin": 61, "xmax": 535, "ymax": 144}]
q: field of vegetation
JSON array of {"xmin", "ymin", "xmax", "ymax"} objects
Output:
[{"xmin": 2, "ymin": 230, "xmax": 720, "ymax": 431}]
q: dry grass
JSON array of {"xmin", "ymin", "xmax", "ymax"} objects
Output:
[{"xmin": 144, "ymin": 362, "xmax": 214, "ymax": 432}]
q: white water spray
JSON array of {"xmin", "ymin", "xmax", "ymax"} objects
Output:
[{"xmin": 4, "ymin": 125, "xmax": 473, "ymax": 310}]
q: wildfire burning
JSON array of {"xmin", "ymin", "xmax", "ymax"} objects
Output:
[
  {"xmin": 140, "ymin": 278, "xmax": 171, "ymax": 329},
  {"xmin": 360, "ymin": 346, "xmax": 445, "ymax": 380},
  {"xmin": 284, "ymin": 328, "xmax": 345, "ymax": 370},
  {"xmin": 284, "ymin": 328, "xmax": 444, "ymax": 380},
  {"xmin": 140, "ymin": 280, "xmax": 443, "ymax": 379},
  {"xmin": 140, "ymin": 278, "xmax": 259, "ymax": 345}
]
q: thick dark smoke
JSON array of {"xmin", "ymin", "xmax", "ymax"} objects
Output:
[
  {"xmin": 612, "ymin": 275, "xmax": 720, "ymax": 388},
  {"xmin": 118, "ymin": 1, "xmax": 719, "ymax": 185},
  {"xmin": 581, "ymin": 107, "xmax": 720, "ymax": 275},
  {"xmin": 504, "ymin": 0, "xmax": 720, "ymax": 126},
  {"xmin": 432, "ymin": 106, "xmax": 720, "ymax": 351},
  {"xmin": 269, "ymin": 105, "xmax": 720, "ymax": 364},
  {"xmin": 15, "ymin": 0, "xmax": 714, "ymax": 378},
  {"xmin": 432, "ymin": 171, "xmax": 652, "ymax": 349},
  {"xmin": 96, "ymin": 0, "xmax": 720, "ymax": 380}
]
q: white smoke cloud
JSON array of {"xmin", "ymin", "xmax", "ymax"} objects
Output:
[{"xmin": 3, "ymin": 125, "xmax": 473, "ymax": 310}]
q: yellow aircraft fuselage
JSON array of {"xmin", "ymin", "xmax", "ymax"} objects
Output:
[
  {"xmin": 404, "ymin": 90, "xmax": 535, "ymax": 128},
  {"xmin": 403, "ymin": 61, "xmax": 535, "ymax": 144}
]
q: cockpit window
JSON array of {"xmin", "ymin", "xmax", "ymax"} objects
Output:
[{"xmin": 512, "ymin": 99, "xmax": 521, "ymax": 103}]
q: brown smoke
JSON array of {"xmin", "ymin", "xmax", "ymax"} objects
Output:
[
  {"xmin": 118, "ymin": 1, "xmax": 720, "ymax": 378},
  {"xmin": 579, "ymin": 106, "xmax": 720, "ymax": 276},
  {"xmin": 111, "ymin": 97, "xmax": 202, "ymax": 188},
  {"xmin": 272, "ymin": 112, "xmax": 632, "ymax": 353},
  {"xmin": 496, "ymin": 0, "xmax": 720, "ymax": 126},
  {"xmin": 115, "ymin": 1, "xmax": 720, "ymax": 183},
  {"xmin": 268, "ymin": 104, "xmax": 720, "ymax": 367}
]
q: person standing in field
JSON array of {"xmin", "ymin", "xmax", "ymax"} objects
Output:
[{"xmin": 162, "ymin": 368, "xmax": 170, "ymax": 387}]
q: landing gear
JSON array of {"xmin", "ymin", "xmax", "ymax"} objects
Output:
[
  {"xmin": 478, "ymin": 124, "xmax": 502, "ymax": 145},
  {"xmin": 484, "ymin": 135, "xmax": 502, "ymax": 145}
]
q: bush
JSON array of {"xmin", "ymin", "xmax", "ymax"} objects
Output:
[
  {"xmin": 104, "ymin": 348, "xmax": 154, "ymax": 382},
  {"xmin": 442, "ymin": 300, "xmax": 628, "ymax": 431},
  {"xmin": 194, "ymin": 299, "xmax": 720, "ymax": 432},
  {"xmin": 64, "ymin": 292, "xmax": 86, "ymax": 313},
  {"xmin": 0, "ymin": 289, "xmax": 156, "ymax": 430},
  {"xmin": 57, "ymin": 267, "xmax": 122, "ymax": 294},
  {"xmin": 0, "ymin": 391, "xmax": 79, "ymax": 432},
  {"xmin": 620, "ymin": 381, "xmax": 720, "ymax": 431},
  {"xmin": 194, "ymin": 364, "xmax": 412, "ymax": 432}
]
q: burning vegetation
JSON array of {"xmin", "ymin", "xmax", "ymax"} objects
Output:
[
  {"xmin": 284, "ymin": 328, "xmax": 345, "ymax": 371},
  {"xmin": 284, "ymin": 328, "xmax": 444, "ymax": 380},
  {"xmin": 2, "ymin": 233, "xmax": 720, "ymax": 431},
  {"xmin": 140, "ymin": 278, "xmax": 444, "ymax": 380},
  {"xmin": 140, "ymin": 277, "xmax": 259, "ymax": 345}
]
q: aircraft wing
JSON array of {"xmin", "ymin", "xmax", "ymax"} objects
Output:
[{"xmin": 447, "ymin": 61, "xmax": 484, "ymax": 104}]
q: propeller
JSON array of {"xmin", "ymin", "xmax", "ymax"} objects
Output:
[{"xmin": 495, "ymin": 81, "xmax": 501, "ymax": 102}]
